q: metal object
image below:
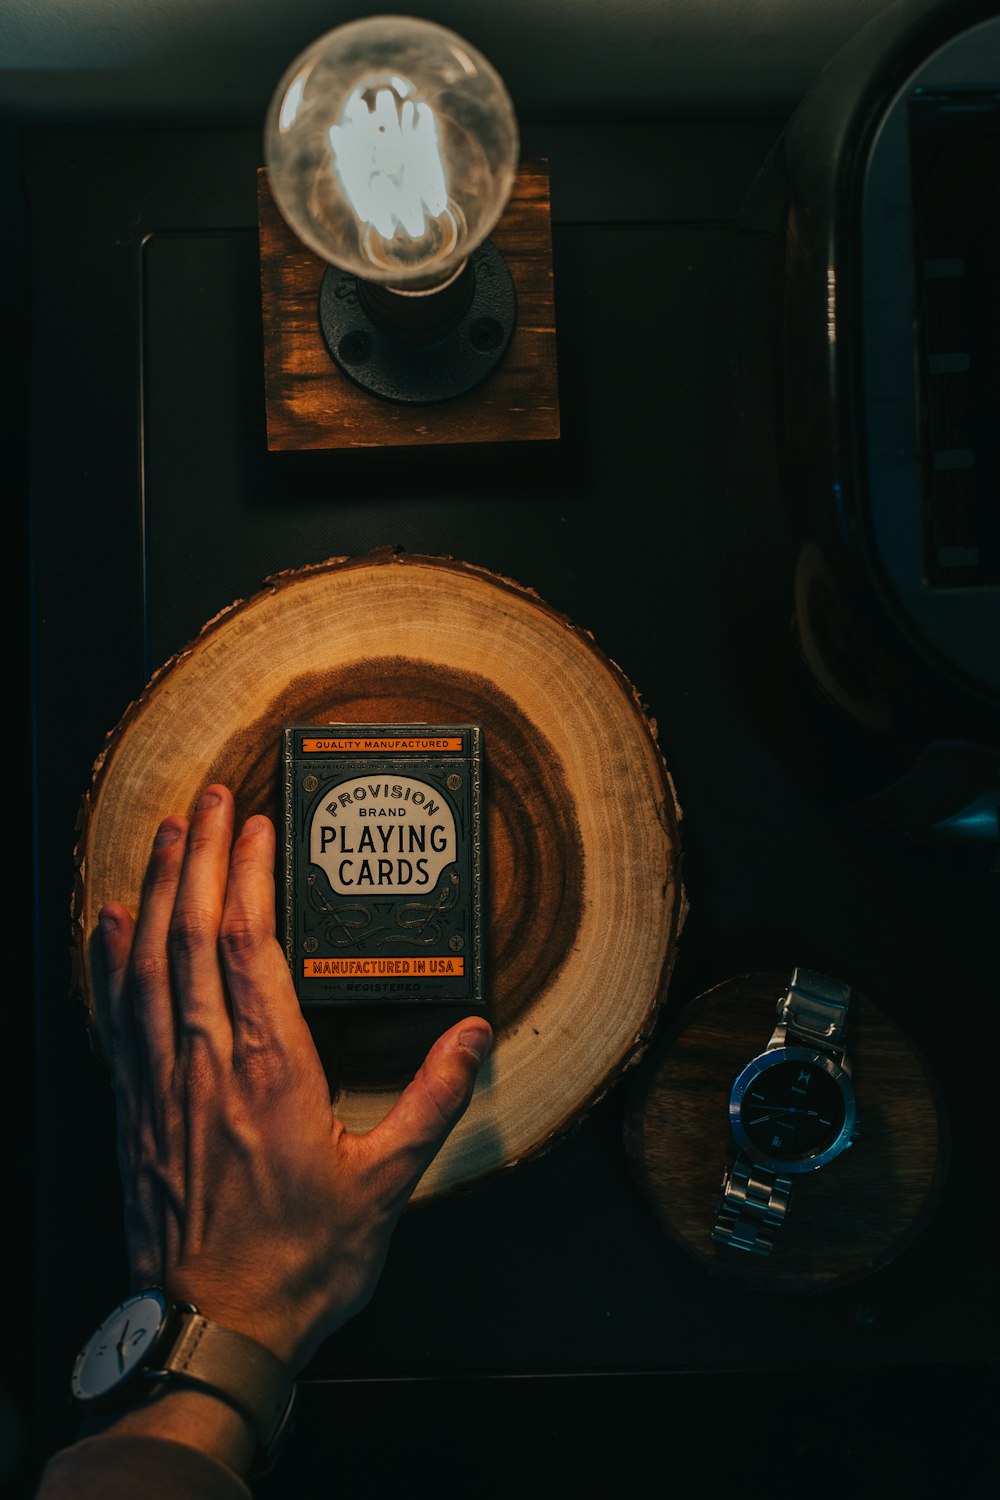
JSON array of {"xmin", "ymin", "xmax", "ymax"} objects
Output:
[
  {"xmin": 723, "ymin": 0, "xmax": 1000, "ymax": 864},
  {"xmin": 713, "ymin": 1159, "xmax": 793, "ymax": 1256},
  {"xmin": 319, "ymin": 240, "xmax": 516, "ymax": 404},
  {"xmin": 712, "ymin": 968, "xmax": 857, "ymax": 1255},
  {"xmin": 774, "ymin": 968, "xmax": 852, "ymax": 1052}
]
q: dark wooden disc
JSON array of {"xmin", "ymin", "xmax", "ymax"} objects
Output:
[
  {"xmin": 623, "ymin": 972, "xmax": 949, "ymax": 1293},
  {"xmin": 74, "ymin": 551, "xmax": 685, "ymax": 1200}
]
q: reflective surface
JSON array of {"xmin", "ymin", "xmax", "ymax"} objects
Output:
[{"xmin": 264, "ymin": 15, "xmax": 518, "ymax": 287}]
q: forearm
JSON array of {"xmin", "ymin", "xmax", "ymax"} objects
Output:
[
  {"xmin": 80, "ymin": 1386, "xmax": 257, "ymax": 1474},
  {"xmin": 36, "ymin": 1389, "xmax": 256, "ymax": 1500}
]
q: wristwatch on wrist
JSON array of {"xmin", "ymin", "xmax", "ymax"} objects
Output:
[
  {"xmin": 711, "ymin": 967, "xmax": 858, "ymax": 1257},
  {"xmin": 71, "ymin": 1288, "xmax": 297, "ymax": 1475}
]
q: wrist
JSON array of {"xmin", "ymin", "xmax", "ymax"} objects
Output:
[
  {"xmin": 72, "ymin": 1289, "xmax": 297, "ymax": 1477},
  {"xmin": 164, "ymin": 1279, "xmax": 306, "ymax": 1373}
]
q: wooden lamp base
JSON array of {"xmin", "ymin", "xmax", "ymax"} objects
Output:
[{"xmin": 257, "ymin": 163, "xmax": 560, "ymax": 451}]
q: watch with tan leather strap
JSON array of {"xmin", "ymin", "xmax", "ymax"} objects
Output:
[{"xmin": 71, "ymin": 1288, "xmax": 296, "ymax": 1474}]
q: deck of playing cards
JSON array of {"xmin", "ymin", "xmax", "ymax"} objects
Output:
[{"xmin": 283, "ymin": 724, "xmax": 484, "ymax": 1008}]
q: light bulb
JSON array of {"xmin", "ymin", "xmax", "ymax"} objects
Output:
[{"xmin": 265, "ymin": 14, "xmax": 519, "ymax": 291}]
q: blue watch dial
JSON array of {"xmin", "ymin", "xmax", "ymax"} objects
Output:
[
  {"xmin": 740, "ymin": 1058, "xmax": 846, "ymax": 1160},
  {"xmin": 729, "ymin": 1046, "xmax": 856, "ymax": 1174}
]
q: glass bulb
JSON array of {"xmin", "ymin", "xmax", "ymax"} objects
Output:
[{"xmin": 265, "ymin": 14, "xmax": 519, "ymax": 288}]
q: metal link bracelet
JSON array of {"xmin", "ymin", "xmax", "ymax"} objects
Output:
[
  {"xmin": 712, "ymin": 1157, "xmax": 794, "ymax": 1256},
  {"xmin": 775, "ymin": 966, "xmax": 852, "ymax": 1052}
]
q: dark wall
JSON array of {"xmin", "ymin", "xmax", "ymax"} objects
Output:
[
  {"xmin": 2, "ymin": 1, "xmax": 895, "ymax": 124},
  {"xmin": 7, "ymin": 2, "xmax": 945, "ymax": 1496}
]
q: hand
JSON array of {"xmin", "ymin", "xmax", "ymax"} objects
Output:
[{"xmin": 98, "ymin": 785, "xmax": 492, "ymax": 1377}]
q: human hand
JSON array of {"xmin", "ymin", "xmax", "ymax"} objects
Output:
[{"xmin": 98, "ymin": 785, "xmax": 492, "ymax": 1377}]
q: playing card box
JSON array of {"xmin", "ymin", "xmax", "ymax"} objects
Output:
[{"xmin": 283, "ymin": 724, "xmax": 484, "ymax": 1008}]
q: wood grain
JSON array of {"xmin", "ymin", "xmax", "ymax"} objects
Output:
[
  {"xmin": 258, "ymin": 163, "xmax": 561, "ymax": 450},
  {"xmin": 74, "ymin": 552, "xmax": 685, "ymax": 1201},
  {"xmin": 624, "ymin": 972, "xmax": 949, "ymax": 1293}
]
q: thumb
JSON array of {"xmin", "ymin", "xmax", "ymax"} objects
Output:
[{"xmin": 359, "ymin": 1018, "xmax": 493, "ymax": 1205}]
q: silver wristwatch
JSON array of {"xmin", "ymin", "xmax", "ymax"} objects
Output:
[
  {"xmin": 71, "ymin": 1288, "xmax": 297, "ymax": 1473},
  {"xmin": 712, "ymin": 967, "xmax": 858, "ymax": 1256}
]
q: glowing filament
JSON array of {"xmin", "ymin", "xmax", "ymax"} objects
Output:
[{"xmin": 329, "ymin": 84, "xmax": 449, "ymax": 241}]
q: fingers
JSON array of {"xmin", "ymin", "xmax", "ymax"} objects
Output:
[
  {"xmin": 127, "ymin": 815, "xmax": 190, "ymax": 1087},
  {"xmin": 99, "ymin": 901, "xmax": 137, "ymax": 1087},
  {"xmin": 220, "ymin": 813, "xmax": 313, "ymax": 1060},
  {"xmin": 168, "ymin": 787, "xmax": 236, "ymax": 1056},
  {"xmin": 100, "ymin": 901, "xmax": 136, "ymax": 1035},
  {"xmin": 358, "ymin": 1018, "xmax": 493, "ymax": 1206},
  {"xmin": 112, "ymin": 788, "xmax": 238, "ymax": 1092}
]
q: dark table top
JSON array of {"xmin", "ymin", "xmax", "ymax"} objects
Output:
[{"xmin": 26, "ymin": 120, "xmax": 998, "ymax": 1496}]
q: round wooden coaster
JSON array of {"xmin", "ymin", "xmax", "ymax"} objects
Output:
[
  {"xmin": 74, "ymin": 551, "xmax": 685, "ymax": 1201},
  {"xmin": 623, "ymin": 972, "xmax": 949, "ymax": 1293}
]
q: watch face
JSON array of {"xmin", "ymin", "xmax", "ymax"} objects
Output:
[
  {"xmin": 71, "ymin": 1290, "xmax": 170, "ymax": 1402},
  {"xmin": 730, "ymin": 1048, "xmax": 856, "ymax": 1174}
]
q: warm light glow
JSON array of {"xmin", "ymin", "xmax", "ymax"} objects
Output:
[
  {"xmin": 264, "ymin": 15, "xmax": 519, "ymax": 284},
  {"xmin": 328, "ymin": 82, "xmax": 449, "ymax": 243}
]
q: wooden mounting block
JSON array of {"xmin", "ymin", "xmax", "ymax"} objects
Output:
[
  {"xmin": 257, "ymin": 163, "xmax": 560, "ymax": 451},
  {"xmin": 624, "ymin": 972, "xmax": 949, "ymax": 1294},
  {"xmin": 74, "ymin": 552, "xmax": 685, "ymax": 1202}
]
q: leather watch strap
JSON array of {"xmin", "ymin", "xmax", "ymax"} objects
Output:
[{"xmin": 156, "ymin": 1314, "xmax": 296, "ymax": 1470}]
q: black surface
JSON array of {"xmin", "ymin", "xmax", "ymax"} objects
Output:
[
  {"xmin": 27, "ymin": 121, "xmax": 999, "ymax": 1495},
  {"xmin": 319, "ymin": 244, "xmax": 516, "ymax": 403}
]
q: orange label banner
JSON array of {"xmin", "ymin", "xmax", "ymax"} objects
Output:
[
  {"xmin": 303, "ymin": 956, "xmax": 465, "ymax": 978},
  {"xmin": 302, "ymin": 737, "xmax": 463, "ymax": 753}
]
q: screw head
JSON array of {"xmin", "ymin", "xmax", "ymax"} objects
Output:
[
  {"xmin": 339, "ymin": 330, "xmax": 372, "ymax": 364},
  {"xmin": 449, "ymin": 935, "xmax": 465, "ymax": 952},
  {"xmin": 469, "ymin": 317, "xmax": 502, "ymax": 352},
  {"xmin": 303, "ymin": 937, "xmax": 319, "ymax": 954},
  {"xmin": 447, "ymin": 773, "xmax": 462, "ymax": 790},
  {"xmin": 303, "ymin": 774, "xmax": 319, "ymax": 793}
]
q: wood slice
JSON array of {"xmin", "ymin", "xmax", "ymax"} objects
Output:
[
  {"xmin": 623, "ymin": 973, "xmax": 949, "ymax": 1293},
  {"xmin": 74, "ymin": 552, "xmax": 685, "ymax": 1201}
]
